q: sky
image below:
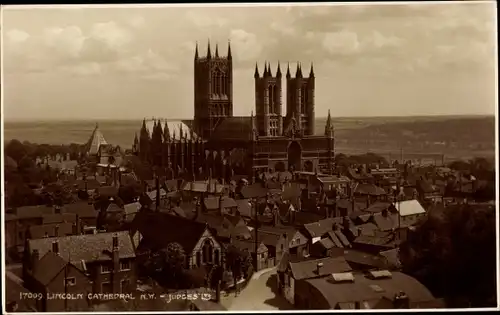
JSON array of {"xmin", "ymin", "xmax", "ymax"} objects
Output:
[{"xmin": 1, "ymin": 2, "xmax": 497, "ymax": 121}]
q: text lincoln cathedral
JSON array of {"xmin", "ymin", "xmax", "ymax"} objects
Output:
[{"xmin": 132, "ymin": 41, "xmax": 335, "ymax": 181}]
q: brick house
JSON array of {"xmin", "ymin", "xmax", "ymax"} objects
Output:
[{"xmin": 24, "ymin": 231, "xmax": 137, "ymax": 303}]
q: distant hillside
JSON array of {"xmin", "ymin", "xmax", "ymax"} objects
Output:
[{"xmin": 315, "ymin": 116, "xmax": 495, "ymax": 160}]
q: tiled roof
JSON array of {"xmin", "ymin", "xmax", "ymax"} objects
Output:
[
  {"xmin": 364, "ymin": 202, "xmax": 393, "ymax": 214},
  {"xmin": 172, "ymin": 206, "xmax": 187, "ymax": 218},
  {"xmin": 352, "ymin": 232, "xmax": 397, "ymax": 249},
  {"xmin": 32, "ymin": 251, "xmax": 69, "ymax": 286},
  {"xmin": 289, "ymin": 256, "xmax": 352, "ymax": 280},
  {"xmin": 236, "ymin": 199, "xmax": 253, "ymax": 217},
  {"xmin": 372, "ymin": 212, "xmax": 400, "ymax": 231},
  {"xmin": 330, "ymin": 230, "xmax": 350, "ymax": 247},
  {"xmin": 317, "ymin": 237, "xmax": 335, "ymax": 249},
  {"xmin": 203, "ymin": 196, "xmax": 238, "ymax": 210},
  {"xmin": 132, "ymin": 211, "xmax": 208, "ymax": 253},
  {"xmin": 27, "ymin": 231, "xmax": 135, "ymax": 270}
]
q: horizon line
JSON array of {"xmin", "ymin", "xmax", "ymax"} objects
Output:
[{"xmin": 3, "ymin": 113, "xmax": 495, "ymax": 123}]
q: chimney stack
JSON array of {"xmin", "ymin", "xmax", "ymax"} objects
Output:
[
  {"xmin": 354, "ymin": 301, "xmax": 361, "ymax": 309},
  {"xmin": 52, "ymin": 240, "xmax": 59, "ymax": 255},
  {"xmin": 316, "ymin": 262, "xmax": 324, "ymax": 275},
  {"xmin": 112, "ymin": 233, "xmax": 120, "ymax": 293}
]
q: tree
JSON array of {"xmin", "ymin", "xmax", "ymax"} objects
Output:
[
  {"xmin": 399, "ymin": 204, "xmax": 496, "ymax": 308},
  {"xmin": 5, "ymin": 139, "xmax": 27, "ymax": 162},
  {"xmin": 225, "ymin": 244, "xmax": 252, "ymax": 291}
]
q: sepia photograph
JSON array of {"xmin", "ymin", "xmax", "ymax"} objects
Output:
[{"xmin": 1, "ymin": 1, "xmax": 498, "ymax": 312}]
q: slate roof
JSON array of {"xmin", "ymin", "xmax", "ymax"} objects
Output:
[
  {"xmin": 289, "ymin": 256, "xmax": 352, "ymax": 280},
  {"xmin": 27, "ymin": 231, "xmax": 135, "ymax": 270},
  {"xmin": 364, "ymin": 202, "xmax": 393, "ymax": 214},
  {"xmin": 132, "ymin": 211, "xmax": 208, "ymax": 253},
  {"xmin": 352, "ymin": 233, "xmax": 397, "ymax": 250},
  {"xmin": 29, "ymin": 223, "xmax": 74, "ymax": 239},
  {"xmin": 204, "ymin": 196, "xmax": 238, "ymax": 210},
  {"xmin": 317, "ymin": 237, "xmax": 335, "ymax": 250},
  {"xmin": 32, "ymin": 251, "xmax": 69, "ymax": 286},
  {"xmin": 372, "ymin": 212, "xmax": 401, "ymax": 231},
  {"xmin": 329, "ymin": 230, "xmax": 350, "ymax": 247}
]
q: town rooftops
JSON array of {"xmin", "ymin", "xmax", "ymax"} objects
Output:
[
  {"xmin": 12, "ymin": 205, "xmax": 56, "ymax": 220},
  {"xmin": 304, "ymin": 271, "xmax": 436, "ymax": 309},
  {"xmin": 62, "ymin": 202, "xmax": 98, "ymax": 218},
  {"xmin": 203, "ymin": 196, "xmax": 238, "ymax": 210},
  {"xmin": 394, "ymin": 200, "xmax": 426, "ymax": 217},
  {"xmin": 289, "ymin": 256, "xmax": 352, "ymax": 280},
  {"xmin": 27, "ymin": 231, "xmax": 135, "ymax": 271},
  {"xmin": 303, "ymin": 217, "xmax": 351, "ymax": 239},
  {"xmin": 32, "ymin": 251, "xmax": 70, "ymax": 286},
  {"xmin": 29, "ymin": 222, "xmax": 74, "ymax": 239},
  {"xmin": 355, "ymin": 184, "xmax": 387, "ymax": 196}
]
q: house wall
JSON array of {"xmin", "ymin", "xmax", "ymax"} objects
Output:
[
  {"xmin": 44, "ymin": 264, "xmax": 91, "ymax": 311},
  {"xmin": 188, "ymin": 229, "xmax": 222, "ymax": 269},
  {"xmin": 88, "ymin": 258, "xmax": 136, "ymax": 295}
]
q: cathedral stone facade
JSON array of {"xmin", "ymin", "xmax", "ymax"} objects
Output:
[{"xmin": 133, "ymin": 41, "xmax": 335, "ymax": 180}]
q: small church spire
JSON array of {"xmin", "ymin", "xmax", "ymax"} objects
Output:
[
  {"xmin": 215, "ymin": 43, "xmax": 219, "ymax": 58},
  {"xmin": 286, "ymin": 62, "xmax": 291, "ymax": 78},
  {"xmin": 325, "ymin": 109, "xmax": 334, "ymax": 138},
  {"xmin": 163, "ymin": 120, "xmax": 171, "ymax": 142},
  {"xmin": 194, "ymin": 42, "xmax": 199, "ymax": 60},
  {"xmin": 254, "ymin": 63, "xmax": 260, "ymax": 78},
  {"xmin": 276, "ymin": 61, "xmax": 282, "ymax": 78},
  {"xmin": 207, "ymin": 39, "xmax": 212, "ymax": 59},
  {"xmin": 227, "ymin": 40, "xmax": 232, "ymax": 60},
  {"xmin": 309, "ymin": 62, "xmax": 314, "ymax": 78}
]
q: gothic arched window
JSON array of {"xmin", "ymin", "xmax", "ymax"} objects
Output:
[
  {"xmin": 273, "ymin": 85, "xmax": 278, "ymax": 114},
  {"xmin": 196, "ymin": 251, "xmax": 201, "ymax": 267}
]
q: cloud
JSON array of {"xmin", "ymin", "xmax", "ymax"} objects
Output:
[
  {"xmin": 3, "ymin": 20, "xmax": 175, "ymax": 78},
  {"xmin": 229, "ymin": 29, "xmax": 262, "ymax": 62},
  {"xmin": 185, "ymin": 11, "xmax": 227, "ymax": 28},
  {"xmin": 6, "ymin": 29, "xmax": 30, "ymax": 43},
  {"xmin": 128, "ymin": 16, "xmax": 146, "ymax": 29}
]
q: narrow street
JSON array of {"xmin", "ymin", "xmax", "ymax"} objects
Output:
[{"xmin": 220, "ymin": 268, "xmax": 294, "ymax": 311}]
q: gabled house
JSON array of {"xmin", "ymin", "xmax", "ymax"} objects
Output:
[
  {"xmin": 28, "ymin": 251, "xmax": 91, "ymax": 311},
  {"xmin": 24, "ymin": 232, "xmax": 137, "ymax": 301}
]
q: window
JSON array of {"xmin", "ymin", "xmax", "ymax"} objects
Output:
[
  {"xmin": 120, "ymin": 261, "xmax": 131, "ymax": 271},
  {"xmin": 202, "ymin": 239, "xmax": 213, "ymax": 263},
  {"xmin": 121, "ymin": 279, "xmax": 131, "ymax": 293},
  {"xmin": 101, "ymin": 282, "xmax": 112, "ymax": 294},
  {"xmin": 65, "ymin": 277, "xmax": 76, "ymax": 286},
  {"xmin": 101, "ymin": 265, "xmax": 111, "ymax": 274},
  {"xmin": 214, "ymin": 249, "xmax": 220, "ymax": 265}
]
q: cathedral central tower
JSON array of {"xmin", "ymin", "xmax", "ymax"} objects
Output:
[
  {"xmin": 254, "ymin": 62, "xmax": 283, "ymax": 137},
  {"xmin": 194, "ymin": 41, "xmax": 233, "ymax": 139}
]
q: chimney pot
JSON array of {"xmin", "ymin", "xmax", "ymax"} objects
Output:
[
  {"xmin": 316, "ymin": 262, "xmax": 324, "ymax": 274},
  {"xmin": 52, "ymin": 241, "xmax": 59, "ymax": 254}
]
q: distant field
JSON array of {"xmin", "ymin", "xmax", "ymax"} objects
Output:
[{"xmin": 4, "ymin": 115, "xmax": 495, "ymax": 162}]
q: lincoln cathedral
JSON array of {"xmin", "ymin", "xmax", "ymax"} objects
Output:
[{"xmin": 132, "ymin": 41, "xmax": 335, "ymax": 180}]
